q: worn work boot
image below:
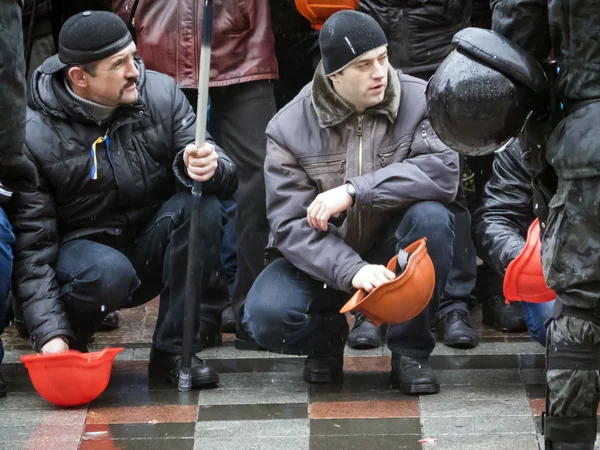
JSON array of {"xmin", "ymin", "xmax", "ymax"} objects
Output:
[
  {"xmin": 303, "ymin": 328, "xmax": 348, "ymax": 384},
  {"xmin": 148, "ymin": 347, "xmax": 219, "ymax": 388},
  {"xmin": 347, "ymin": 312, "xmax": 383, "ymax": 350},
  {"xmin": 437, "ymin": 310, "xmax": 479, "ymax": 349},
  {"xmin": 391, "ymin": 355, "xmax": 440, "ymax": 395},
  {"xmin": 221, "ymin": 305, "xmax": 236, "ymax": 334},
  {"xmin": 97, "ymin": 311, "xmax": 120, "ymax": 332},
  {"xmin": 482, "ymin": 294, "xmax": 527, "ymax": 332}
]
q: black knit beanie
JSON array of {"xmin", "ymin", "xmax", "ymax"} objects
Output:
[
  {"xmin": 319, "ymin": 11, "xmax": 388, "ymax": 76},
  {"xmin": 41, "ymin": 11, "xmax": 132, "ymax": 74}
]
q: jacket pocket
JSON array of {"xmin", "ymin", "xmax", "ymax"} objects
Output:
[
  {"xmin": 377, "ymin": 140, "xmax": 411, "ymax": 167},
  {"xmin": 299, "ymin": 153, "xmax": 347, "ymax": 193}
]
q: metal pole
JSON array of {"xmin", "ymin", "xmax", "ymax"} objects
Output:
[{"xmin": 179, "ymin": 0, "xmax": 214, "ymax": 392}]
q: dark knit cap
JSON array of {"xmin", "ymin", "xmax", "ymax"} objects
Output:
[
  {"xmin": 319, "ymin": 11, "xmax": 387, "ymax": 76},
  {"xmin": 41, "ymin": 11, "xmax": 132, "ymax": 74}
]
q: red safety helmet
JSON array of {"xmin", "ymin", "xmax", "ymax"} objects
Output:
[
  {"xmin": 503, "ymin": 218, "xmax": 555, "ymax": 303},
  {"xmin": 340, "ymin": 238, "xmax": 435, "ymax": 326},
  {"xmin": 20, "ymin": 347, "xmax": 123, "ymax": 407},
  {"xmin": 295, "ymin": 0, "xmax": 359, "ymax": 30}
]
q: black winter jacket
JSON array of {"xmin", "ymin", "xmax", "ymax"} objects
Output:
[
  {"xmin": 358, "ymin": 0, "xmax": 472, "ymax": 77},
  {"xmin": 473, "ymin": 141, "xmax": 536, "ymax": 277},
  {"xmin": 8, "ymin": 60, "xmax": 237, "ymax": 351}
]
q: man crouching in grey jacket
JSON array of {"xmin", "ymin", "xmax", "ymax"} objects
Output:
[{"xmin": 243, "ymin": 11, "xmax": 459, "ymax": 395}]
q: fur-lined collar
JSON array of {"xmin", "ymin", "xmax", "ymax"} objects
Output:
[{"xmin": 311, "ymin": 61, "xmax": 401, "ymax": 129}]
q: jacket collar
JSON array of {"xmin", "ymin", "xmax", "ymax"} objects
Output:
[{"xmin": 311, "ymin": 61, "xmax": 401, "ymax": 129}]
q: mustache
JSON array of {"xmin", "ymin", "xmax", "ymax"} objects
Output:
[{"xmin": 119, "ymin": 78, "xmax": 139, "ymax": 95}]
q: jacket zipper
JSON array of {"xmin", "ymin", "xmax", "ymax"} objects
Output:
[
  {"xmin": 378, "ymin": 141, "xmax": 410, "ymax": 167},
  {"xmin": 357, "ymin": 115, "xmax": 364, "ymax": 242},
  {"xmin": 304, "ymin": 159, "xmax": 346, "ymax": 172},
  {"xmin": 422, "ymin": 124, "xmax": 433, "ymax": 152},
  {"xmin": 104, "ymin": 124, "xmax": 120, "ymax": 187}
]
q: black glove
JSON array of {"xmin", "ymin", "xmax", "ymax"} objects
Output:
[{"xmin": 0, "ymin": 156, "xmax": 39, "ymax": 192}]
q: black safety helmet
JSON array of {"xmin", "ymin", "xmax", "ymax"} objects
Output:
[{"xmin": 426, "ymin": 28, "xmax": 549, "ymax": 157}]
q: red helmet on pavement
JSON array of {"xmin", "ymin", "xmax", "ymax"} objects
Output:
[{"xmin": 20, "ymin": 347, "xmax": 123, "ymax": 407}]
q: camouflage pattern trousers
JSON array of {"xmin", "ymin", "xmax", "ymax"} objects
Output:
[{"xmin": 542, "ymin": 177, "xmax": 600, "ymax": 449}]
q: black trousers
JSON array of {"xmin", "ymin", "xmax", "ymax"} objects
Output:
[{"xmin": 55, "ymin": 193, "xmax": 227, "ymax": 353}]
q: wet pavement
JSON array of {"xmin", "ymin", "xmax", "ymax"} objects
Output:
[{"xmin": 0, "ymin": 299, "xmax": 579, "ymax": 449}]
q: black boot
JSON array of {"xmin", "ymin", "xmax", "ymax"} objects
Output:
[
  {"xmin": 482, "ymin": 294, "xmax": 527, "ymax": 332},
  {"xmin": 0, "ymin": 370, "xmax": 6, "ymax": 398},
  {"xmin": 221, "ymin": 305, "xmax": 236, "ymax": 334},
  {"xmin": 347, "ymin": 313, "xmax": 383, "ymax": 350},
  {"xmin": 97, "ymin": 311, "xmax": 120, "ymax": 332},
  {"xmin": 303, "ymin": 329, "xmax": 347, "ymax": 384},
  {"xmin": 391, "ymin": 355, "xmax": 440, "ymax": 395},
  {"xmin": 148, "ymin": 347, "xmax": 219, "ymax": 388},
  {"xmin": 437, "ymin": 310, "xmax": 479, "ymax": 349},
  {"xmin": 198, "ymin": 321, "xmax": 222, "ymax": 350}
]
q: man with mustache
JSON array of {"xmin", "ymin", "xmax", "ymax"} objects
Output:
[
  {"xmin": 7, "ymin": 11, "xmax": 238, "ymax": 389},
  {"xmin": 243, "ymin": 11, "xmax": 459, "ymax": 394}
]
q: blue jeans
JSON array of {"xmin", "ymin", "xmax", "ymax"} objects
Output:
[
  {"xmin": 518, "ymin": 300, "xmax": 555, "ymax": 346},
  {"xmin": 244, "ymin": 201, "xmax": 455, "ymax": 359},
  {"xmin": 0, "ymin": 208, "xmax": 14, "ymax": 364}
]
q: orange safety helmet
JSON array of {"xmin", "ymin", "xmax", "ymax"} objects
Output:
[
  {"xmin": 20, "ymin": 347, "xmax": 123, "ymax": 407},
  {"xmin": 295, "ymin": 0, "xmax": 360, "ymax": 30},
  {"xmin": 503, "ymin": 218, "xmax": 555, "ymax": 303},
  {"xmin": 340, "ymin": 238, "xmax": 435, "ymax": 326}
]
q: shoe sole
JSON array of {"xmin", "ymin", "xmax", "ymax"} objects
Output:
[
  {"xmin": 399, "ymin": 382, "xmax": 440, "ymax": 395},
  {"xmin": 347, "ymin": 337, "xmax": 382, "ymax": 350},
  {"xmin": 444, "ymin": 336, "xmax": 479, "ymax": 349},
  {"xmin": 148, "ymin": 366, "xmax": 219, "ymax": 388},
  {"xmin": 303, "ymin": 369, "xmax": 344, "ymax": 384}
]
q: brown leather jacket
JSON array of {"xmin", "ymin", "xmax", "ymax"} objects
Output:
[
  {"xmin": 265, "ymin": 64, "xmax": 459, "ymax": 292},
  {"xmin": 113, "ymin": 0, "xmax": 279, "ymax": 88}
]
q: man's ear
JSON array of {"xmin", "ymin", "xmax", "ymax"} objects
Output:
[
  {"xmin": 67, "ymin": 66, "xmax": 89, "ymax": 89},
  {"xmin": 328, "ymin": 73, "xmax": 339, "ymax": 84}
]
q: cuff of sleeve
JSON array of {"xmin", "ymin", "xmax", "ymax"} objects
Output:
[
  {"xmin": 173, "ymin": 148, "xmax": 193, "ymax": 189},
  {"xmin": 33, "ymin": 329, "xmax": 75, "ymax": 353},
  {"xmin": 347, "ymin": 176, "xmax": 373, "ymax": 211}
]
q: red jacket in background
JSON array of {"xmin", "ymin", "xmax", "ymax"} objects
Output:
[{"xmin": 113, "ymin": 0, "xmax": 279, "ymax": 88}]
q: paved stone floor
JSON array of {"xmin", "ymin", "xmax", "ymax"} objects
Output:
[{"xmin": 0, "ymin": 300, "xmax": 580, "ymax": 449}]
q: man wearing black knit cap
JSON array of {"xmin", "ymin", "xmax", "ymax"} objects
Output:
[
  {"xmin": 6, "ymin": 11, "xmax": 238, "ymax": 389},
  {"xmin": 243, "ymin": 11, "xmax": 458, "ymax": 394}
]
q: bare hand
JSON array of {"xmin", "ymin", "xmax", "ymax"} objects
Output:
[
  {"xmin": 307, "ymin": 185, "xmax": 353, "ymax": 231},
  {"xmin": 183, "ymin": 143, "xmax": 219, "ymax": 182},
  {"xmin": 352, "ymin": 264, "xmax": 395, "ymax": 293},
  {"xmin": 41, "ymin": 337, "xmax": 69, "ymax": 354}
]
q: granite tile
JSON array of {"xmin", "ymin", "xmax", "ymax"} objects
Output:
[
  {"xmin": 82, "ymin": 422, "xmax": 195, "ymax": 440},
  {"xmin": 343, "ymin": 356, "xmax": 390, "ymax": 372},
  {"xmin": 418, "ymin": 433, "xmax": 540, "ymax": 450},
  {"xmin": 197, "ymin": 403, "xmax": 307, "ymax": 421},
  {"xmin": 90, "ymin": 390, "xmax": 199, "ymax": 408},
  {"xmin": 0, "ymin": 443, "xmax": 80, "ymax": 450},
  {"xmin": 80, "ymin": 439, "xmax": 194, "ymax": 450},
  {"xmin": 86, "ymin": 405, "xmax": 198, "ymax": 424},
  {"xmin": 215, "ymin": 372, "xmax": 305, "ymax": 389},
  {"xmin": 309, "ymin": 435, "xmax": 422, "ymax": 450},
  {"xmin": 422, "ymin": 414, "xmax": 537, "ymax": 435},
  {"xmin": 0, "ymin": 392, "xmax": 69, "ymax": 410},
  {"xmin": 308, "ymin": 372, "xmax": 412, "ymax": 403},
  {"xmin": 430, "ymin": 342, "xmax": 543, "ymax": 357},
  {"xmin": 524, "ymin": 383, "xmax": 545, "ymax": 399},
  {"xmin": 195, "ymin": 418, "xmax": 309, "ymax": 438},
  {"xmin": 520, "ymin": 368, "xmax": 545, "ymax": 385},
  {"xmin": 0, "ymin": 425, "xmax": 83, "ymax": 442},
  {"xmin": 198, "ymin": 383, "xmax": 308, "ymax": 406},
  {"xmin": 518, "ymin": 354, "xmax": 546, "ymax": 369},
  {"xmin": 0, "ymin": 408, "xmax": 87, "ymax": 427},
  {"xmin": 206, "ymin": 358, "xmax": 304, "ymax": 373},
  {"xmin": 435, "ymin": 368, "xmax": 522, "ymax": 386},
  {"xmin": 310, "ymin": 418, "xmax": 421, "ymax": 436},
  {"xmin": 429, "ymin": 355, "xmax": 520, "ymax": 370},
  {"xmin": 310, "ymin": 400, "xmax": 419, "ymax": 419},
  {"xmin": 530, "ymin": 398, "xmax": 544, "ymax": 416},
  {"xmin": 193, "ymin": 436, "xmax": 308, "ymax": 450}
]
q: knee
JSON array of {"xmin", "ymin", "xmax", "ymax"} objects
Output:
[
  {"xmin": 74, "ymin": 251, "xmax": 139, "ymax": 310},
  {"xmin": 243, "ymin": 262, "xmax": 308, "ymax": 350},
  {"xmin": 401, "ymin": 202, "xmax": 454, "ymax": 235}
]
